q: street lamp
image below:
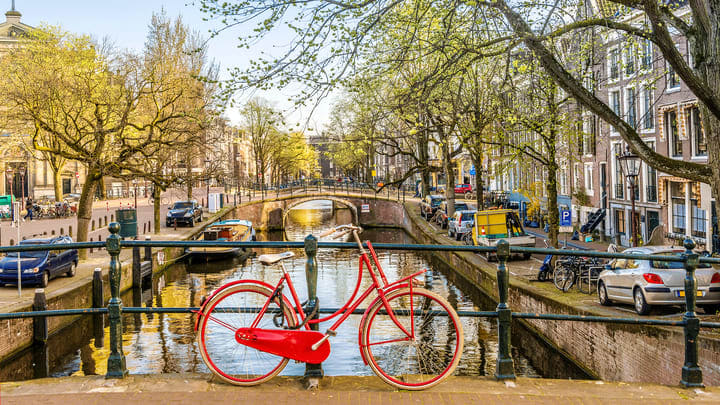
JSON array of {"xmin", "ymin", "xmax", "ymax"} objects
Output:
[
  {"xmin": 617, "ymin": 145, "xmax": 642, "ymax": 247},
  {"xmin": 205, "ymin": 158, "xmax": 211, "ymax": 208},
  {"xmin": 132, "ymin": 179, "xmax": 138, "ymax": 209}
]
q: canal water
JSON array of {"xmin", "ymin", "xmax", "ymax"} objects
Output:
[{"xmin": 0, "ymin": 200, "xmax": 545, "ymax": 381}]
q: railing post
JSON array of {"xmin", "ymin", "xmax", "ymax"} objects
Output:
[
  {"xmin": 105, "ymin": 222, "xmax": 128, "ymax": 378},
  {"xmin": 495, "ymin": 239, "xmax": 516, "ymax": 380},
  {"xmin": 681, "ymin": 238, "xmax": 703, "ymax": 387},
  {"xmin": 132, "ymin": 245, "xmax": 141, "ymax": 288},
  {"xmin": 303, "ymin": 234, "xmax": 323, "ymax": 386},
  {"xmin": 33, "ymin": 289, "xmax": 48, "ymax": 345}
]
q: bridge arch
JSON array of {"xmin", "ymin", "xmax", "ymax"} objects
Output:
[{"xmin": 282, "ymin": 196, "xmax": 358, "ymax": 229}]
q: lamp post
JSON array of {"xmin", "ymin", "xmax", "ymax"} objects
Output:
[
  {"xmin": 205, "ymin": 158, "xmax": 211, "ymax": 209},
  {"xmin": 132, "ymin": 179, "xmax": 138, "ymax": 209},
  {"xmin": 18, "ymin": 165, "xmax": 25, "ymax": 212},
  {"xmin": 617, "ymin": 145, "xmax": 642, "ymax": 247}
]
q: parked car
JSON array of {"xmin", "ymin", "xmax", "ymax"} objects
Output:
[
  {"xmin": 419, "ymin": 195, "xmax": 446, "ymax": 220},
  {"xmin": 448, "ymin": 210, "xmax": 477, "ymax": 240},
  {"xmin": 435, "ymin": 201, "xmax": 471, "ymax": 229},
  {"xmin": 0, "ymin": 236, "xmax": 78, "ymax": 287},
  {"xmin": 454, "ymin": 184, "xmax": 472, "ymax": 194},
  {"xmin": 166, "ymin": 200, "xmax": 203, "ymax": 227},
  {"xmin": 597, "ymin": 246, "xmax": 720, "ymax": 315}
]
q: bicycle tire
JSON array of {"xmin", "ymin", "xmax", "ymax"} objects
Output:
[
  {"xmin": 197, "ymin": 283, "xmax": 296, "ymax": 385},
  {"xmin": 359, "ymin": 287, "xmax": 463, "ymax": 390},
  {"xmin": 553, "ymin": 264, "xmax": 573, "ymax": 291}
]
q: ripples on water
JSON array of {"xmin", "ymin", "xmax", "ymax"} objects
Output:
[{"xmin": 1, "ymin": 200, "xmax": 540, "ymax": 380}]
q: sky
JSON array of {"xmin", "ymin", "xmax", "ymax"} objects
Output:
[{"xmin": 9, "ymin": 0, "xmax": 334, "ymax": 132}]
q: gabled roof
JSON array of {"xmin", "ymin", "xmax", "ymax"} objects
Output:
[{"xmin": 0, "ymin": 8, "xmax": 34, "ymax": 47}]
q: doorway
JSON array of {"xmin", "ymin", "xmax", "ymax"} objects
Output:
[
  {"xmin": 62, "ymin": 178, "xmax": 71, "ymax": 195},
  {"xmin": 646, "ymin": 210, "xmax": 660, "ymax": 240}
]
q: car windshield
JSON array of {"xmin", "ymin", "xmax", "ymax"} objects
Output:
[
  {"xmin": 461, "ymin": 212, "xmax": 474, "ymax": 221},
  {"xmin": 16, "ymin": 250, "xmax": 48, "ymax": 259},
  {"xmin": 431, "ymin": 198, "xmax": 443, "ymax": 207},
  {"xmin": 172, "ymin": 202, "xmax": 193, "ymax": 209},
  {"xmin": 455, "ymin": 203, "xmax": 468, "ymax": 210},
  {"xmin": 650, "ymin": 252, "xmax": 712, "ymax": 269}
]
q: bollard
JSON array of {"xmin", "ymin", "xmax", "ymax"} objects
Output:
[
  {"xmin": 33, "ymin": 289, "xmax": 48, "ymax": 345},
  {"xmin": 105, "ymin": 222, "xmax": 128, "ymax": 378},
  {"xmin": 681, "ymin": 238, "xmax": 703, "ymax": 387},
  {"xmin": 304, "ymin": 234, "xmax": 323, "ymax": 385},
  {"xmin": 132, "ymin": 245, "xmax": 141, "ymax": 288},
  {"xmin": 494, "ymin": 239, "xmax": 516, "ymax": 380},
  {"xmin": 92, "ymin": 268, "xmax": 105, "ymax": 348},
  {"xmin": 144, "ymin": 235, "xmax": 152, "ymax": 263},
  {"xmin": 174, "ymin": 218, "xmax": 177, "ymax": 230}
]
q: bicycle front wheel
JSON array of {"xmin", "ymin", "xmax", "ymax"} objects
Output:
[
  {"xmin": 553, "ymin": 264, "xmax": 574, "ymax": 292},
  {"xmin": 197, "ymin": 284, "xmax": 296, "ymax": 385},
  {"xmin": 360, "ymin": 287, "xmax": 463, "ymax": 390}
]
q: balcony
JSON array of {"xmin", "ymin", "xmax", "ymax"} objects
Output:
[
  {"xmin": 614, "ymin": 184, "xmax": 624, "ymax": 199},
  {"xmin": 647, "ymin": 185, "xmax": 657, "ymax": 202}
]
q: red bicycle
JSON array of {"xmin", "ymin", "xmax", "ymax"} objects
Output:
[{"xmin": 195, "ymin": 224, "xmax": 463, "ymax": 390}]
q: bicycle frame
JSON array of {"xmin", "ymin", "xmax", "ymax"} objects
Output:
[{"xmin": 255, "ymin": 236, "xmax": 426, "ymax": 350}]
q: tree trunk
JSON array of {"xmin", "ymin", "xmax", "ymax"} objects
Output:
[
  {"xmin": 442, "ymin": 140, "xmax": 456, "ymax": 219},
  {"xmin": 471, "ymin": 153, "xmax": 484, "ymax": 210},
  {"xmin": 546, "ymin": 163, "xmax": 560, "ymax": 249},
  {"xmin": 98, "ymin": 177, "xmax": 106, "ymax": 199},
  {"xmin": 75, "ymin": 169, "xmax": 100, "ymax": 260},
  {"xmin": 53, "ymin": 169, "xmax": 63, "ymax": 202},
  {"xmin": 153, "ymin": 185, "xmax": 161, "ymax": 234}
]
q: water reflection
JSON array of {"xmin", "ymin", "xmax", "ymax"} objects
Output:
[{"xmin": 1, "ymin": 199, "xmax": 542, "ymax": 380}]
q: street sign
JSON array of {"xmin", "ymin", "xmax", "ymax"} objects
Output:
[
  {"xmin": 361, "ymin": 203, "xmax": 370, "ymax": 213},
  {"xmin": 75, "ymin": 171, "xmax": 79, "ymax": 179},
  {"xmin": 559, "ymin": 225, "xmax": 574, "ymax": 233},
  {"xmin": 469, "ymin": 165, "xmax": 476, "ymax": 176},
  {"xmin": 560, "ymin": 208, "xmax": 572, "ymax": 227},
  {"xmin": 371, "ymin": 170, "xmax": 376, "ymax": 177}
]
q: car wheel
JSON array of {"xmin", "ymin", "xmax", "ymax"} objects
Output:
[
  {"xmin": 465, "ymin": 192, "xmax": 472, "ymax": 200},
  {"xmin": 598, "ymin": 282, "xmax": 611, "ymax": 306},
  {"xmin": 455, "ymin": 233, "xmax": 461, "ymax": 241},
  {"xmin": 39, "ymin": 271, "xmax": 49, "ymax": 288},
  {"xmin": 189, "ymin": 218, "xmax": 194, "ymax": 227},
  {"xmin": 448, "ymin": 229, "xmax": 454, "ymax": 238},
  {"xmin": 66, "ymin": 261, "xmax": 77, "ymax": 277},
  {"xmin": 700, "ymin": 304, "xmax": 720, "ymax": 315},
  {"xmin": 522, "ymin": 252, "xmax": 531, "ymax": 260},
  {"xmin": 633, "ymin": 288, "xmax": 650, "ymax": 315}
]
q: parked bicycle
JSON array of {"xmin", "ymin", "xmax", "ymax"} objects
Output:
[
  {"xmin": 194, "ymin": 224, "xmax": 464, "ymax": 389},
  {"xmin": 553, "ymin": 255, "xmax": 604, "ymax": 293}
]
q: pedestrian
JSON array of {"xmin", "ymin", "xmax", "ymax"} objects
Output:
[{"xmin": 24, "ymin": 197, "xmax": 33, "ymax": 221}]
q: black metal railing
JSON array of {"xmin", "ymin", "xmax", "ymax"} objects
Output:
[{"xmin": 1, "ymin": 224, "xmax": 718, "ymax": 388}]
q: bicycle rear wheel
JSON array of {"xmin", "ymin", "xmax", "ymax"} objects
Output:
[
  {"xmin": 197, "ymin": 284, "xmax": 296, "ymax": 385},
  {"xmin": 553, "ymin": 264, "xmax": 575, "ymax": 292},
  {"xmin": 359, "ymin": 287, "xmax": 463, "ymax": 390}
]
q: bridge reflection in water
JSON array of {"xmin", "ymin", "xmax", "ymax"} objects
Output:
[{"xmin": 0, "ymin": 200, "xmax": 553, "ymax": 381}]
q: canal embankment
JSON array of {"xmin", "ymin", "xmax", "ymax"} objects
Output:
[{"xmin": 0, "ymin": 206, "xmax": 234, "ymax": 364}]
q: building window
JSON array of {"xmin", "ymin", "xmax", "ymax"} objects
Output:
[
  {"xmin": 611, "ymin": 90, "xmax": 621, "ymax": 121},
  {"xmin": 613, "ymin": 144, "xmax": 624, "ymax": 199},
  {"xmin": 625, "ymin": 44, "xmax": 635, "ymax": 76},
  {"xmin": 615, "ymin": 209, "xmax": 626, "ymax": 235},
  {"xmin": 667, "ymin": 61, "xmax": 680, "ymax": 89},
  {"xmin": 666, "ymin": 111, "xmax": 681, "ymax": 157},
  {"xmin": 641, "ymin": 39, "xmax": 653, "ymax": 69},
  {"xmin": 688, "ymin": 107, "xmax": 707, "ymax": 157},
  {"xmin": 642, "ymin": 87, "xmax": 654, "ymax": 130},
  {"xmin": 583, "ymin": 117, "xmax": 596, "ymax": 155},
  {"xmin": 609, "ymin": 48, "xmax": 620, "ymax": 80},
  {"xmin": 671, "ymin": 182, "xmax": 686, "ymax": 234},
  {"xmin": 646, "ymin": 141, "xmax": 657, "ymax": 202},
  {"xmin": 626, "ymin": 88, "xmax": 636, "ymax": 128},
  {"xmin": 692, "ymin": 205, "xmax": 707, "ymax": 238},
  {"xmin": 559, "ymin": 169, "xmax": 568, "ymax": 196},
  {"xmin": 584, "ymin": 163, "xmax": 594, "ymax": 192}
]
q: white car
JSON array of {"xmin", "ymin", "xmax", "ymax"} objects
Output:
[
  {"xmin": 447, "ymin": 210, "xmax": 476, "ymax": 241},
  {"xmin": 597, "ymin": 246, "xmax": 720, "ymax": 315}
]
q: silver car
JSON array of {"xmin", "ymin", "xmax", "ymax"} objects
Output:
[
  {"xmin": 447, "ymin": 210, "xmax": 476, "ymax": 241},
  {"xmin": 597, "ymin": 246, "xmax": 720, "ymax": 315}
]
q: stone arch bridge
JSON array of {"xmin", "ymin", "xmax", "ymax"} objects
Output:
[{"xmin": 227, "ymin": 192, "xmax": 408, "ymax": 231}]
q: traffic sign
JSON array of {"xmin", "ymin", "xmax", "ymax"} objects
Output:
[
  {"xmin": 361, "ymin": 204, "xmax": 370, "ymax": 213},
  {"xmin": 469, "ymin": 165, "xmax": 476, "ymax": 176},
  {"xmin": 75, "ymin": 171, "xmax": 79, "ymax": 179},
  {"xmin": 560, "ymin": 208, "xmax": 572, "ymax": 227}
]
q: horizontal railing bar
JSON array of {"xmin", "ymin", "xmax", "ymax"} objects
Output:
[
  {"xmin": 0, "ymin": 307, "xmax": 107, "ymax": 319},
  {"xmin": 10, "ymin": 306, "xmax": 717, "ymax": 330},
  {"xmin": 3, "ymin": 240, "xmax": 714, "ymax": 264}
]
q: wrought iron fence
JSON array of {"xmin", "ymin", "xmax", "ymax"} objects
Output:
[{"xmin": 1, "ymin": 224, "xmax": 719, "ymax": 388}]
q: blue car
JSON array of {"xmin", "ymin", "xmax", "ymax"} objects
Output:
[{"xmin": 0, "ymin": 236, "xmax": 79, "ymax": 287}]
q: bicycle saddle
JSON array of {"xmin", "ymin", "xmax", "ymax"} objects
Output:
[{"xmin": 258, "ymin": 251, "xmax": 295, "ymax": 266}]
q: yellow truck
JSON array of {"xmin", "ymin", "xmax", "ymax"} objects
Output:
[{"xmin": 472, "ymin": 209, "xmax": 535, "ymax": 260}]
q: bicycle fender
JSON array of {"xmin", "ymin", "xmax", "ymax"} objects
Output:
[{"xmin": 193, "ymin": 279, "xmax": 290, "ymax": 332}]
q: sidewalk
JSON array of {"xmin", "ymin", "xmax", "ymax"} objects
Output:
[
  {"xmin": 525, "ymin": 227, "xmax": 621, "ymax": 252},
  {"xmin": 2, "ymin": 374, "xmax": 717, "ymax": 405}
]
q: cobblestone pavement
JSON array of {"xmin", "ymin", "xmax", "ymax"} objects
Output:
[{"xmin": 2, "ymin": 374, "xmax": 718, "ymax": 405}]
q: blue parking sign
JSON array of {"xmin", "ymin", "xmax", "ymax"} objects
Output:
[{"xmin": 560, "ymin": 209, "xmax": 572, "ymax": 227}]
